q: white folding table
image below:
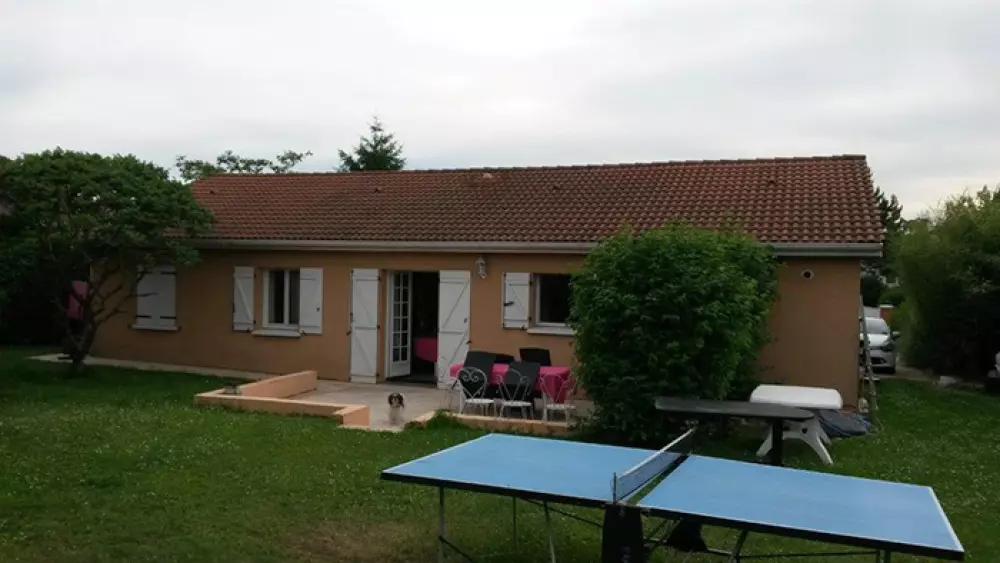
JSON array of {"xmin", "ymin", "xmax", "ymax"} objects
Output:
[{"xmin": 749, "ymin": 384, "xmax": 843, "ymax": 465}]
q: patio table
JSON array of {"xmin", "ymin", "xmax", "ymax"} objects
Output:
[{"xmin": 750, "ymin": 384, "xmax": 843, "ymax": 465}]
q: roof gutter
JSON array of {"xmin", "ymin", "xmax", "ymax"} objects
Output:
[
  {"xmin": 193, "ymin": 239, "xmax": 597, "ymax": 254},
  {"xmin": 769, "ymin": 242, "xmax": 882, "ymax": 258},
  {"xmin": 193, "ymin": 238, "xmax": 883, "ymax": 258}
]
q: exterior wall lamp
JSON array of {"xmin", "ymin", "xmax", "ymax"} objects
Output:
[{"xmin": 475, "ymin": 255, "xmax": 488, "ymax": 279}]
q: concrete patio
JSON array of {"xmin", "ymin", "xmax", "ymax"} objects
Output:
[
  {"xmin": 31, "ymin": 354, "xmax": 587, "ymax": 433},
  {"xmin": 296, "ymin": 380, "xmax": 445, "ymax": 431}
]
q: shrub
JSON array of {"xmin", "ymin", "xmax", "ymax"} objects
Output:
[
  {"xmin": 895, "ymin": 186, "xmax": 1000, "ymax": 378},
  {"xmin": 880, "ymin": 285, "xmax": 905, "ymax": 307},
  {"xmin": 861, "ymin": 272, "xmax": 886, "ymax": 307},
  {"xmin": 569, "ymin": 224, "xmax": 778, "ymax": 446}
]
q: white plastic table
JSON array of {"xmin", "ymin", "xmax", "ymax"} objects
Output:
[{"xmin": 749, "ymin": 384, "xmax": 843, "ymax": 465}]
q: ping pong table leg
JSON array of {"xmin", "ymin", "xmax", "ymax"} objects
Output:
[
  {"xmin": 543, "ymin": 501, "xmax": 557, "ymax": 563},
  {"xmin": 512, "ymin": 497, "xmax": 517, "ymax": 548},
  {"xmin": 438, "ymin": 488, "xmax": 446, "ymax": 563},
  {"xmin": 728, "ymin": 529, "xmax": 748, "ymax": 562}
]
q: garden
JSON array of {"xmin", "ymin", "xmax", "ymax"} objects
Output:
[{"xmin": 1, "ymin": 347, "xmax": 998, "ymax": 562}]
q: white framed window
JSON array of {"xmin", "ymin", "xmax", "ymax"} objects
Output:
[
  {"xmin": 134, "ymin": 265, "xmax": 177, "ymax": 331},
  {"xmin": 534, "ymin": 274, "xmax": 572, "ymax": 326},
  {"xmin": 263, "ymin": 268, "xmax": 301, "ymax": 327}
]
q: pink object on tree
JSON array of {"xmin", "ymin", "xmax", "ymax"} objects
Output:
[{"xmin": 67, "ymin": 281, "xmax": 88, "ymax": 320}]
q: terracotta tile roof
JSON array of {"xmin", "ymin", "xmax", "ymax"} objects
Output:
[{"xmin": 191, "ymin": 155, "xmax": 882, "ymax": 245}]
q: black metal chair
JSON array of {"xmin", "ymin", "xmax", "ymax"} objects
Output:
[
  {"xmin": 519, "ymin": 347, "xmax": 552, "ymax": 367},
  {"xmin": 458, "ymin": 350, "xmax": 497, "ymax": 398},
  {"xmin": 493, "ymin": 353, "xmax": 516, "ymax": 365},
  {"xmin": 463, "ymin": 350, "xmax": 496, "ymax": 375}
]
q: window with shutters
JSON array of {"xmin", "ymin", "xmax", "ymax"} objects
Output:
[
  {"xmin": 534, "ymin": 274, "xmax": 572, "ymax": 326},
  {"xmin": 263, "ymin": 268, "xmax": 301, "ymax": 327},
  {"xmin": 133, "ymin": 266, "xmax": 177, "ymax": 331}
]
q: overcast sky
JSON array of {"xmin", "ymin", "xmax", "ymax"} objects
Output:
[{"xmin": 2, "ymin": 1, "xmax": 998, "ymax": 216}]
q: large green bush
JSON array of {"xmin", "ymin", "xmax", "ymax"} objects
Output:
[
  {"xmin": 570, "ymin": 225, "xmax": 778, "ymax": 446},
  {"xmin": 896, "ymin": 186, "xmax": 1000, "ymax": 377}
]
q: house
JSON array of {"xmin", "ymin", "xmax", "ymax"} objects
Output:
[{"xmin": 92, "ymin": 155, "xmax": 883, "ymax": 403}]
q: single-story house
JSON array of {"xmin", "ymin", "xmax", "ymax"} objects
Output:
[{"xmin": 93, "ymin": 155, "xmax": 882, "ymax": 403}]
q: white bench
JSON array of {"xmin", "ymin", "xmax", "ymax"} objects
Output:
[{"xmin": 749, "ymin": 384, "xmax": 843, "ymax": 465}]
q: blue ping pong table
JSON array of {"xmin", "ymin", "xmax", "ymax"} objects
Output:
[{"xmin": 381, "ymin": 431, "xmax": 964, "ymax": 562}]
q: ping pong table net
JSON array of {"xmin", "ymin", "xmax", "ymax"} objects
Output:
[{"xmin": 611, "ymin": 428, "xmax": 696, "ymax": 505}]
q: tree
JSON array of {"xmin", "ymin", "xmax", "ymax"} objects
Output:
[
  {"xmin": 569, "ymin": 224, "xmax": 778, "ymax": 446},
  {"xmin": 875, "ymin": 186, "xmax": 906, "ymax": 240},
  {"xmin": 337, "ymin": 117, "xmax": 406, "ymax": 171},
  {"xmin": 175, "ymin": 149, "xmax": 312, "ymax": 183},
  {"xmin": 860, "ymin": 272, "xmax": 887, "ymax": 307},
  {"xmin": 895, "ymin": 185, "xmax": 1000, "ymax": 378},
  {"xmin": 0, "ymin": 149, "xmax": 213, "ymax": 375},
  {"xmin": 862, "ymin": 187, "xmax": 907, "ymax": 302}
]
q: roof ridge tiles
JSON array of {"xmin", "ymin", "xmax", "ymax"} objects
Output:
[{"xmin": 195, "ymin": 154, "xmax": 868, "ymax": 180}]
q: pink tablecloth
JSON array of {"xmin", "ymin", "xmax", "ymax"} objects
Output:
[{"xmin": 449, "ymin": 363, "xmax": 573, "ymax": 402}]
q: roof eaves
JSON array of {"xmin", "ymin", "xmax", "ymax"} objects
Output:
[
  {"xmin": 193, "ymin": 238, "xmax": 597, "ymax": 254},
  {"xmin": 769, "ymin": 242, "xmax": 882, "ymax": 258}
]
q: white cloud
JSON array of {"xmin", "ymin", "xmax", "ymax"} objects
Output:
[{"xmin": 1, "ymin": 0, "xmax": 998, "ymax": 216}]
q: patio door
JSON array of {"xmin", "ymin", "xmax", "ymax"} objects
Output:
[
  {"xmin": 437, "ymin": 270, "xmax": 471, "ymax": 389},
  {"xmin": 387, "ymin": 271, "xmax": 413, "ymax": 378},
  {"xmin": 350, "ymin": 268, "xmax": 380, "ymax": 384}
]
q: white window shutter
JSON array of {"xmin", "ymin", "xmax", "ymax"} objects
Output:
[
  {"xmin": 233, "ymin": 266, "xmax": 255, "ymax": 332},
  {"xmin": 298, "ymin": 267, "xmax": 323, "ymax": 334},
  {"xmin": 157, "ymin": 266, "xmax": 177, "ymax": 328},
  {"xmin": 135, "ymin": 268, "xmax": 157, "ymax": 325},
  {"xmin": 503, "ymin": 272, "xmax": 531, "ymax": 329}
]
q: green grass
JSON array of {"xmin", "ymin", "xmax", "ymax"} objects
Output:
[{"xmin": 1, "ymin": 347, "xmax": 997, "ymax": 562}]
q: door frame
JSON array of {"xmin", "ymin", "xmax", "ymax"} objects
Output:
[{"xmin": 384, "ymin": 270, "xmax": 414, "ymax": 379}]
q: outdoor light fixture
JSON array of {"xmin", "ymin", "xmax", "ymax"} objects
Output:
[{"xmin": 476, "ymin": 255, "xmax": 488, "ymax": 279}]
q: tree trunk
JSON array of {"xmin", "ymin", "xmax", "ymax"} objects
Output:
[{"xmin": 65, "ymin": 319, "xmax": 95, "ymax": 378}]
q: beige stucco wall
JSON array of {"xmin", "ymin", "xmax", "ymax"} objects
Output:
[
  {"xmin": 759, "ymin": 259, "xmax": 861, "ymax": 404},
  {"xmin": 93, "ymin": 251, "xmax": 582, "ymax": 383},
  {"xmin": 93, "ymin": 251, "xmax": 859, "ymax": 403}
]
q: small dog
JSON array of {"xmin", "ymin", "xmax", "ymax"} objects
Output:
[{"xmin": 387, "ymin": 392, "xmax": 406, "ymax": 426}]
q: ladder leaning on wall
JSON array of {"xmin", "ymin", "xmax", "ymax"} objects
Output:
[{"xmin": 858, "ymin": 296, "xmax": 879, "ymax": 425}]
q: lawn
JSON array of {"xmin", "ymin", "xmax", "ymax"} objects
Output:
[{"xmin": 1, "ymin": 348, "xmax": 997, "ymax": 562}]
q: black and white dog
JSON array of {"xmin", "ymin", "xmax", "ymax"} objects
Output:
[{"xmin": 387, "ymin": 392, "xmax": 406, "ymax": 426}]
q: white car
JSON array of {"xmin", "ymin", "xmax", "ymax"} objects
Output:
[{"xmin": 861, "ymin": 317, "xmax": 897, "ymax": 374}]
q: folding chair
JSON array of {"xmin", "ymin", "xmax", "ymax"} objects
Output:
[
  {"xmin": 540, "ymin": 373, "xmax": 577, "ymax": 422},
  {"xmin": 497, "ymin": 361, "xmax": 540, "ymax": 418}
]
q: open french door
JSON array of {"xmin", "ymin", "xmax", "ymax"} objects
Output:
[{"xmin": 386, "ymin": 271, "xmax": 413, "ymax": 378}]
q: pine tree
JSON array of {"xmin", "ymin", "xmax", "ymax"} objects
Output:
[{"xmin": 337, "ymin": 117, "xmax": 406, "ymax": 171}]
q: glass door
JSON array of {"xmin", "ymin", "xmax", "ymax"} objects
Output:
[{"xmin": 389, "ymin": 271, "xmax": 412, "ymax": 377}]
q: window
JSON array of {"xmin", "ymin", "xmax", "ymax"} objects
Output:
[
  {"xmin": 535, "ymin": 274, "xmax": 572, "ymax": 326},
  {"xmin": 134, "ymin": 265, "xmax": 177, "ymax": 330},
  {"xmin": 264, "ymin": 269, "xmax": 300, "ymax": 326}
]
